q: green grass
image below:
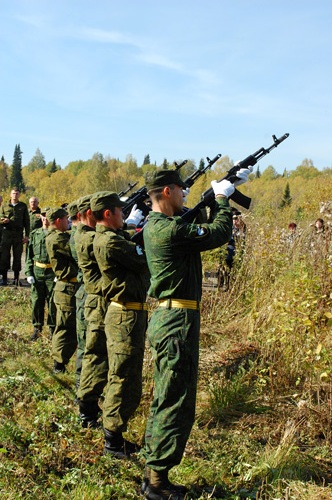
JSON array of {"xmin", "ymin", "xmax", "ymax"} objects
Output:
[{"xmin": 2, "ymin": 212, "xmax": 332, "ymax": 499}]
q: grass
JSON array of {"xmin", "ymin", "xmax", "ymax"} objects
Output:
[{"xmin": 2, "ymin": 210, "xmax": 332, "ymax": 499}]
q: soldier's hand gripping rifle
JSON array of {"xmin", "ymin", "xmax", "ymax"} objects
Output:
[
  {"xmin": 118, "ymin": 182, "xmax": 138, "ymax": 199},
  {"xmin": 181, "ymin": 133, "xmax": 290, "ymax": 222},
  {"xmin": 122, "ymin": 160, "xmax": 188, "ymax": 219}
]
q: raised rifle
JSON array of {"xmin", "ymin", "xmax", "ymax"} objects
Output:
[
  {"xmin": 118, "ymin": 182, "xmax": 138, "ymax": 198},
  {"xmin": 122, "ymin": 160, "xmax": 188, "ymax": 219},
  {"xmin": 181, "ymin": 133, "xmax": 290, "ymax": 222},
  {"xmin": 183, "ymin": 154, "xmax": 221, "ymax": 188}
]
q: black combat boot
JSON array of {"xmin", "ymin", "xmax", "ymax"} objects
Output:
[
  {"xmin": 30, "ymin": 327, "xmax": 41, "ymax": 341},
  {"xmin": 103, "ymin": 429, "xmax": 139, "ymax": 459},
  {"xmin": 53, "ymin": 360, "xmax": 66, "ymax": 374},
  {"xmin": 144, "ymin": 469, "xmax": 188, "ymax": 500},
  {"xmin": 0, "ymin": 271, "xmax": 8, "ymax": 286},
  {"xmin": 13, "ymin": 272, "xmax": 20, "ymax": 286},
  {"xmin": 79, "ymin": 400, "xmax": 101, "ymax": 428}
]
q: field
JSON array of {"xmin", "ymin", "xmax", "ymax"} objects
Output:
[{"xmin": 1, "ymin": 210, "xmax": 332, "ymax": 499}]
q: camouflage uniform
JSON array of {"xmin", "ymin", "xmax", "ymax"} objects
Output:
[
  {"xmin": 25, "ymin": 227, "xmax": 56, "ymax": 333},
  {"xmin": 93, "ymin": 223, "xmax": 149, "ymax": 434},
  {"xmin": 68, "ymin": 217, "xmax": 88, "ymax": 388},
  {"xmin": 46, "ymin": 222, "xmax": 78, "ymax": 366},
  {"xmin": 0, "ymin": 200, "xmax": 30, "ymax": 278},
  {"xmin": 142, "ymin": 197, "xmax": 232, "ymax": 473},
  {"xmin": 29, "ymin": 207, "xmax": 42, "ymax": 231},
  {"xmin": 74, "ymin": 220, "xmax": 108, "ymax": 410}
]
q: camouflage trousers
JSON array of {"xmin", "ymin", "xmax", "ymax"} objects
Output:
[
  {"xmin": 0, "ymin": 229, "xmax": 24, "ymax": 273},
  {"xmin": 77, "ymin": 294, "xmax": 108, "ymax": 402},
  {"xmin": 75, "ymin": 284, "xmax": 87, "ymax": 386},
  {"xmin": 30, "ymin": 266, "xmax": 56, "ymax": 330},
  {"xmin": 143, "ymin": 307, "xmax": 200, "ymax": 472},
  {"xmin": 52, "ymin": 281, "xmax": 78, "ymax": 365},
  {"xmin": 103, "ymin": 304, "xmax": 147, "ymax": 433}
]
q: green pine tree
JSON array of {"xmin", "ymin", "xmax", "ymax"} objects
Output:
[
  {"xmin": 280, "ymin": 182, "xmax": 292, "ymax": 208},
  {"xmin": 143, "ymin": 154, "xmax": 150, "ymax": 165},
  {"xmin": 10, "ymin": 144, "xmax": 25, "ymax": 191}
]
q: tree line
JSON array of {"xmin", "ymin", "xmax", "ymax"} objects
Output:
[{"xmin": 1, "ymin": 144, "xmax": 332, "ymax": 225}]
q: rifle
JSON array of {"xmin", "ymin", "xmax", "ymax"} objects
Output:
[
  {"xmin": 183, "ymin": 154, "xmax": 221, "ymax": 188},
  {"xmin": 181, "ymin": 133, "xmax": 290, "ymax": 222},
  {"xmin": 122, "ymin": 160, "xmax": 188, "ymax": 219},
  {"xmin": 118, "ymin": 182, "xmax": 138, "ymax": 198}
]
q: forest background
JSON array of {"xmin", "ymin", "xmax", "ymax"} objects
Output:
[{"xmin": 2, "ymin": 142, "xmax": 332, "ymax": 499}]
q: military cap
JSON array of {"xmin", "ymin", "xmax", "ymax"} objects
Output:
[
  {"xmin": 90, "ymin": 191, "xmax": 126, "ymax": 211},
  {"xmin": 41, "ymin": 207, "xmax": 50, "ymax": 215},
  {"xmin": 146, "ymin": 170, "xmax": 188, "ymax": 191},
  {"xmin": 46, "ymin": 207, "xmax": 68, "ymax": 223},
  {"xmin": 77, "ymin": 194, "xmax": 92, "ymax": 214},
  {"xmin": 66, "ymin": 201, "xmax": 79, "ymax": 218}
]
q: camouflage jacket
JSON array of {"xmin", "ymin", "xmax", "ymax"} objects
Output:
[
  {"xmin": 46, "ymin": 228, "xmax": 78, "ymax": 281},
  {"xmin": 29, "ymin": 208, "xmax": 42, "ymax": 231},
  {"xmin": 93, "ymin": 224, "xmax": 149, "ymax": 303},
  {"xmin": 0, "ymin": 201, "xmax": 30, "ymax": 235},
  {"xmin": 25, "ymin": 228, "xmax": 54, "ymax": 277},
  {"xmin": 143, "ymin": 197, "xmax": 232, "ymax": 302},
  {"xmin": 74, "ymin": 222, "xmax": 102, "ymax": 296}
]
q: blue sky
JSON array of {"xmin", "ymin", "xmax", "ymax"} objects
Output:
[{"xmin": 1, "ymin": 0, "xmax": 331, "ymax": 173}]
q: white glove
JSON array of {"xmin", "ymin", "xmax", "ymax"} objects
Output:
[
  {"xmin": 182, "ymin": 188, "xmax": 190, "ymax": 204},
  {"xmin": 125, "ymin": 204, "xmax": 144, "ymax": 226},
  {"xmin": 27, "ymin": 276, "xmax": 35, "ymax": 285},
  {"xmin": 211, "ymin": 179, "xmax": 235, "ymax": 198},
  {"xmin": 234, "ymin": 166, "xmax": 253, "ymax": 187}
]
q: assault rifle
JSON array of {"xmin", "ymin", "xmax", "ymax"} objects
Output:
[
  {"xmin": 183, "ymin": 154, "xmax": 221, "ymax": 188},
  {"xmin": 122, "ymin": 159, "xmax": 188, "ymax": 219},
  {"xmin": 181, "ymin": 133, "xmax": 290, "ymax": 222},
  {"xmin": 118, "ymin": 182, "xmax": 138, "ymax": 199}
]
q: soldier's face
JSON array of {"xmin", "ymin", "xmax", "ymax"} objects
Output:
[
  {"xmin": 169, "ymin": 184, "xmax": 184, "ymax": 213},
  {"xmin": 57, "ymin": 216, "xmax": 69, "ymax": 232},
  {"xmin": 29, "ymin": 198, "xmax": 38, "ymax": 210},
  {"xmin": 10, "ymin": 190, "xmax": 20, "ymax": 203},
  {"xmin": 112, "ymin": 207, "xmax": 124, "ymax": 229}
]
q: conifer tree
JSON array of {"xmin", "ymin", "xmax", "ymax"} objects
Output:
[
  {"xmin": 199, "ymin": 158, "xmax": 205, "ymax": 170},
  {"xmin": 10, "ymin": 144, "xmax": 25, "ymax": 191},
  {"xmin": 143, "ymin": 154, "xmax": 150, "ymax": 165},
  {"xmin": 162, "ymin": 158, "xmax": 169, "ymax": 169},
  {"xmin": 256, "ymin": 165, "xmax": 261, "ymax": 178},
  {"xmin": 280, "ymin": 182, "xmax": 292, "ymax": 208}
]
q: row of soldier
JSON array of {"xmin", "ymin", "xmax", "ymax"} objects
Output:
[{"xmin": 0, "ymin": 167, "xmax": 252, "ymax": 500}]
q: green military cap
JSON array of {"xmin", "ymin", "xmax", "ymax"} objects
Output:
[
  {"xmin": 146, "ymin": 169, "xmax": 188, "ymax": 191},
  {"xmin": 66, "ymin": 200, "xmax": 79, "ymax": 218},
  {"xmin": 90, "ymin": 191, "xmax": 126, "ymax": 211},
  {"xmin": 77, "ymin": 194, "xmax": 92, "ymax": 214},
  {"xmin": 41, "ymin": 207, "xmax": 50, "ymax": 215},
  {"xmin": 46, "ymin": 207, "xmax": 68, "ymax": 223}
]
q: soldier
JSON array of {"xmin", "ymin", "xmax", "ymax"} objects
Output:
[
  {"xmin": 67, "ymin": 200, "xmax": 87, "ymax": 391},
  {"xmin": 45, "ymin": 207, "xmax": 78, "ymax": 374},
  {"xmin": 141, "ymin": 168, "xmax": 251, "ymax": 500},
  {"xmin": 91, "ymin": 191, "xmax": 148, "ymax": 458},
  {"xmin": 25, "ymin": 208, "xmax": 56, "ymax": 340},
  {"xmin": 28, "ymin": 196, "xmax": 42, "ymax": 231},
  {"xmin": 74, "ymin": 194, "xmax": 108, "ymax": 428},
  {"xmin": 0, "ymin": 195, "xmax": 3, "ymax": 276},
  {"xmin": 0, "ymin": 188, "xmax": 30, "ymax": 286}
]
